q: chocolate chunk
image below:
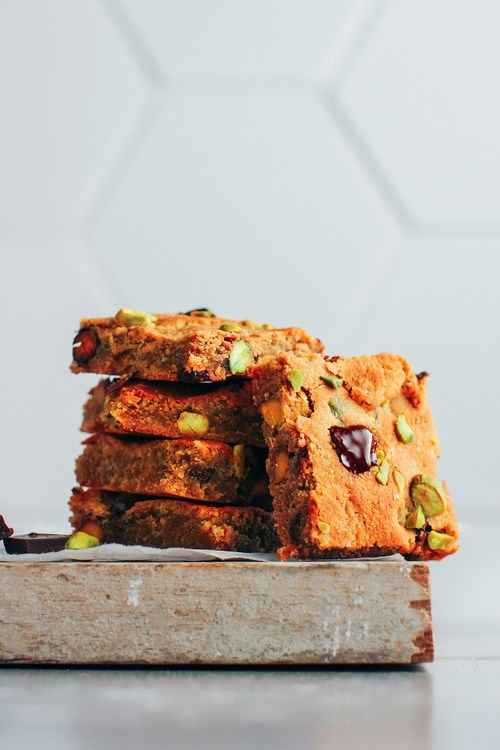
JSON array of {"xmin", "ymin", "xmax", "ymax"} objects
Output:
[
  {"xmin": 4, "ymin": 532, "xmax": 69, "ymax": 554},
  {"xmin": 416, "ymin": 371, "xmax": 429, "ymax": 381},
  {"xmin": 182, "ymin": 307, "xmax": 215, "ymax": 318},
  {"xmin": 73, "ymin": 328, "xmax": 98, "ymax": 364},
  {"xmin": 330, "ymin": 425, "xmax": 378, "ymax": 473},
  {"xmin": 0, "ymin": 514, "xmax": 13, "ymax": 539}
]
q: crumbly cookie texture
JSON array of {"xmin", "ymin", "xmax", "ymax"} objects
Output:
[
  {"xmin": 75, "ymin": 434, "xmax": 268, "ymax": 504},
  {"xmin": 250, "ymin": 352, "xmax": 459, "ymax": 561},
  {"xmin": 69, "ymin": 488, "xmax": 278, "ymax": 553},
  {"xmin": 71, "ymin": 308, "xmax": 323, "ymax": 382},
  {"xmin": 82, "ymin": 377, "xmax": 264, "ymax": 447}
]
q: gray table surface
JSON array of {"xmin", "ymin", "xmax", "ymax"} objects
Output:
[
  {"xmin": 2, "ymin": 524, "xmax": 499, "ymax": 748},
  {"xmin": 1, "ymin": 660, "xmax": 498, "ymax": 749}
]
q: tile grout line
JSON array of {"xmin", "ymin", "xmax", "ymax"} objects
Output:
[
  {"xmin": 81, "ymin": 89, "xmax": 165, "ymax": 246},
  {"xmin": 322, "ymin": 91, "xmax": 417, "ymax": 232},
  {"xmin": 98, "ymin": 0, "xmax": 166, "ymax": 86},
  {"xmin": 316, "ymin": 0, "xmax": 419, "ymax": 234},
  {"xmin": 318, "ymin": 0, "xmax": 500, "ymax": 238},
  {"xmin": 79, "ymin": 0, "xmax": 169, "ymax": 295},
  {"xmin": 314, "ymin": 0, "xmax": 392, "ymax": 89}
]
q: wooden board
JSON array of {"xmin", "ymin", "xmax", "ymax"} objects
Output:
[{"xmin": 0, "ymin": 560, "xmax": 433, "ymax": 665}]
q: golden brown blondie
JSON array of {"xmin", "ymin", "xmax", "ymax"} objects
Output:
[
  {"xmin": 250, "ymin": 352, "xmax": 459, "ymax": 561},
  {"xmin": 71, "ymin": 308, "xmax": 323, "ymax": 382},
  {"xmin": 69, "ymin": 488, "xmax": 277, "ymax": 552},
  {"xmin": 75, "ymin": 434, "xmax": 268, "ymax": 504},
  {"xmin": 83, "ymin": 378, "xmax": 264, "ymax": 446}
]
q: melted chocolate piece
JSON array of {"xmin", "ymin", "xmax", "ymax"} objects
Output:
[
  {"xmin": 0, "ymin": 514, "xmax": 13, "ymax": 540},
  {"xmin": 4, "ymin": 532, "xmax": 69, "ymax": 554},
  {"xmin": 416, "ymin": 371, "xmax": 429, "ymax": 381},
  {"xmin": 330, "ymin": 425, "xmax": 378, "ymax": 473}
]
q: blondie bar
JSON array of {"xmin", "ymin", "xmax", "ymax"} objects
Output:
[
  {"xmin": 75, "ymin": 434, "xmax": 268, "ymax": 504},
  {"xmin": 69, "ymin": 488, "xmax": 277, "ymax": 552},
  {"xmin": 83, "ymin": 378, "xmax": 264, "ymax": 446},
  {"xmin": 71, "ymin": 308, "xmax": 323, "ymax": 382},
  {"xmin": 250, "ymin": 352, "xmax": 459, "ymax": 560}
]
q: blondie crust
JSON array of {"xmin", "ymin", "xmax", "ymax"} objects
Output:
[
  {"xmin": 69, "ymin": 488, "xmax": 277, "ymax": 552},
  {"xmin": 250, "ymin": 352, "xmax": 459, "ymax": 561},
  {"xmin": 75, "ymin": 434, "xmax": 268, "ymax": 504},
  {"xmin": 71, "ymin": 308, "xmax": 323, "ymax": 382},
  {"xmin": 83, "ymin": 378, "xmax": 264, "ymax": 446}
]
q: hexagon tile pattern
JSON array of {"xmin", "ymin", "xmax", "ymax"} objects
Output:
[
  {"xmin": 91, "ymin": 88, "xmax": 401, "ymax": 343},
  {"xmin": 334, "ymin": 0, "xmax": 500, "ymax": 231},
  {"xmin": 0, "ymin": 0, "xmax": 146, "ymax": 247},
  {"xmin": 345, "ymin": 240, "xmax": 500, "ymax": 511},
  {"xmin": 117, "ymin": 0, "xmax": 359, "ymax": 80}
]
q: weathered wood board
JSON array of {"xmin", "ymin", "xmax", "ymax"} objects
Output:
[{"xmin": 0, "ymin": 560, "xmax": 433, "ymax": 665}]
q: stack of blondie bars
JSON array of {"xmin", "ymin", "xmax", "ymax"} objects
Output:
[
  {"xmin": 68, "ymin": 308, "xmax": 322, "ymax": 553},
  {"xmin": 68, "ymin": 307, "xmax": 459, "ymax": 561}
]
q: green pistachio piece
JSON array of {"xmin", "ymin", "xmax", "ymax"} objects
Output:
[
  {"xmin": 320, "ymin": 375, "xmax": 343, "ymax": 389},
  {"xmin": 240, "ymin": 320, "xmax": 272, "ymax": 329},
  {"xmin": 184, "ymin": 308, "xmax": 216, "ymax": 317},
  {"xmin": 393, "ymin": 469, "xmax": 406, "ymax": 495},
  {"xmin": 114, "ymin": 308, "xmax": 156, "ymax": 327},
  {"xmin": 233, "ymin": 445, "xmax": 246, "ymax": 479},
  {"xmin": 427, "ymin": 530, "xmax": 455, "ymax": 551},
  {"xmin": 65, "ymin": 531, "xmax": 100, "ymax": 550},
  {"xmin": 410, "ymin": 475, "xmax": 446, "ymax": 517},
  {"xmin": 288, "ymin": 369, "xmax": 304, "ymax": 392},
  {"xmin": 376, "ymin": 459, "xmax": 390, "ymax": 485},
  {"xmin": 177, "ymin": 411, "xmax": 209, "ymax": 436},
  {"xmin": 229, "ymin": 340, "xmax": 254, "ymax": 374},
  {"xmin": 405, "ymin": 505, "xmax": 426, "ymax": 529},
  {"xmin": 328, "ymin": 397, "xmax": 346, "ymax": 421},
  {"xmin": 395, "ymin": 414, "xmax": 414, "ymax": 444},
  {"xmin": 219, "ymin": 322, "xmax": 242, "ymax": 332}
]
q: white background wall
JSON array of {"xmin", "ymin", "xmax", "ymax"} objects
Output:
[{"xmin": 1, "ymin": 0, "xmax": 499, "ymax": 657}]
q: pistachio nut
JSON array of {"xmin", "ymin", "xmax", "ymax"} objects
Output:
[
  {"xmin": 427, "ymin": 530, "xmax": 455, "ymax": 551},
  {"xmin": 65, "ymin": 531, "xmax": 100, "ymax": 550},
  {"xmin": 393, "ymin": 469, "xmax": 406, "ymax": 495},
  {"xmin": 395, "ymin": 414, "xmax": 414, "ymax": 444},
  {"xmin": 320, "ymin": 375, "xmax": 343, "ymax": 389},
  {"xmin": 177, "ymin": 411, "xmax": 209, "ymax": 436},
  {"xmin": 287, "ymin": 369, "xmax": 304, "ymax": 392},
  {"xmin": 114, "ymin": 308, "xmax": 156, "ymax": 327},
  {"xmin": 376, "ymin": 459, "xmax": 390, "ymax": 485},
  {"xmin": 229, "ymin": 340, "xmax": 254, "ymax": 374},
  {"xmin": 410, "ymin": 475, "xmax": 446, "ymax": 517},
  {"xmin": 405, "ymin": 505, "xmax": 426, "ymax": 529}
]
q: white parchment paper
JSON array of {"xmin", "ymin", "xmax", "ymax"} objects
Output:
[{"xmin": 0, "ymin": 544, "xmax": 403, "ymax": 564}]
